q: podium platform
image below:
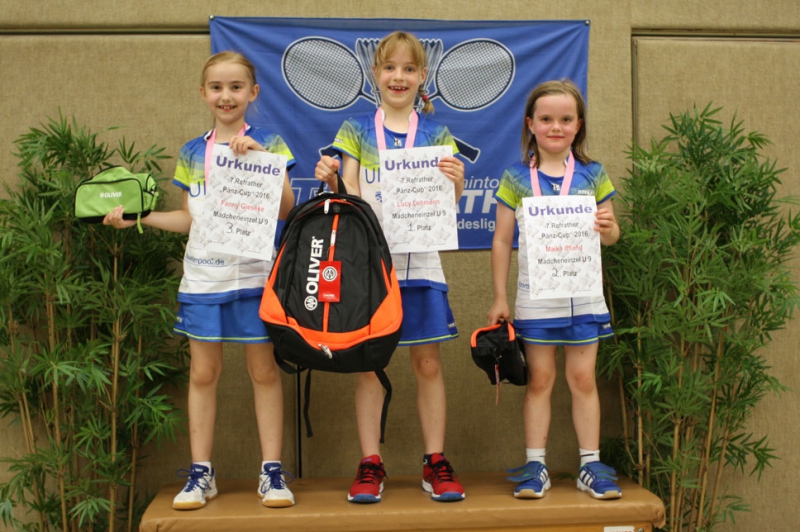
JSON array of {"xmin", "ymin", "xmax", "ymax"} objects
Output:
[{"xmin": 140, "ymin": 472, "xmax": 666, "ymax": 532}]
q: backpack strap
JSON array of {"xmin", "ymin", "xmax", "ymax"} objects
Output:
[
  {"xmin": 317, "ymin": 170, "xmax": 349, "ymax": 196},
  {"xmin": 298, "ymin": 369, "xmax": 392, "ymax": 443},
  {"xmin": 375, "ymin": 369, "xmax": 392, "ymax": 444},
  {"xmin": 273, "ymin": 351, "xmax": 300, "ymax": 375},
  {"xmin": 303, "ymin": 370, "xmax": 314, "ymax": 438}
]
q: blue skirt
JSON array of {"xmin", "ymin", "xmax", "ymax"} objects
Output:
[
  {"xmin": 515, "ymin": 321, "xmax": 613, "ymax": 346},
  {"xmin": 398, "ymin": 286, "xmax": 458, "ymax": 346},
  {"xmin": 174, "ymin": 297, "xmax": 270, "ymax": 343}
]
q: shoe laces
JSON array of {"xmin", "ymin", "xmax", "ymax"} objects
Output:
[
  {"xmin": 355, "ymin": 461, "xmax": 386, "ymax": 485},
  {"xmin": 428, "ymin": 458, "xmax": 456, "ymax": 483},
  {"xmin": 177, "ymin": 466, "xmax": 211, "ymax": 492},
  {"xmin": 261, "ymin": 466, "xmax": 294, "ymax": 492}
]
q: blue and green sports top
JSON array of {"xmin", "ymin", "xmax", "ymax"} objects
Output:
[
  {"xmin": 495, "ymin": 158, "xmax": 615, "ymax": 327},
  {"xmin": 332, "ymin": 112, "xmax": 458, "ymax": 290},
  {"xmin": 173, "ymin": 125, "xmax": 295, "ymax": 304}
]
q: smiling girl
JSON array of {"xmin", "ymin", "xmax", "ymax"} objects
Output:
[
  {"xmin": 315, "ymin": 31, "xmax": 466, "ymax": 504},
  {"xmin": 104, "ymin": 51, "xmax": 296, "ymax": 510},
  {"xmin": 486, "ymin": 79, "xmax": 622, "ymax": 501}
]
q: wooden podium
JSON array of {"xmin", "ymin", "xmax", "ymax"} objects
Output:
[{"xmin": 140, "ymin": 472, "xmax": 666, "ymax": 531}]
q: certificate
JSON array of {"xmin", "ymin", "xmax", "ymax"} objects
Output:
[
  {"xmin": 521, "ymin": 195, "xmax": 603, "ymax": 300},
  {"xmin": 380, "ymin": 145, "xmax": 458, "ymax": 253},
  {"xmin": 201, "ymin": 145, "xmax": 286, "ymax": 260}
]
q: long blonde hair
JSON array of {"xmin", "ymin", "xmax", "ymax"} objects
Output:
[
  {"xmin": 521, "ymin": 79, "xmax": 591, "ymax": 166},
  {"xmin": 373, "ymin": 31, "xmax": 434, "ymax": 114}
]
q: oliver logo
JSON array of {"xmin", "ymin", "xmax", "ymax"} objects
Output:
[{"xmin": 304, "ymin": 237, "xmax": 324, "ymax": 310}]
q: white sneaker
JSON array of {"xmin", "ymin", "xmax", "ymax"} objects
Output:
[
  {"xmin": 172, "ymin": 464, "xmax": 218, "ymax": 510},
  {"xmin": 257, "ymin": 463, "xmax": 295, "ymax": 508}
]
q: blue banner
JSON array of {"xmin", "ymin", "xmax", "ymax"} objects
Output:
[{"xmin": 210, "ymin": 17, "xmax": 590, "ymax": 249}]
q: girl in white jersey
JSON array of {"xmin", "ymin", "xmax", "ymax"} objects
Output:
[
  {"xmin": 315, "ymin": 31, "xmax": 467, "ymax": 504},
  {"xmin": 104, "ymin": 51, "xmax": 296, "ymax": 510},
  {"xmin": 487, "ymin": 79, "xmax": 622, "ymax": 500}
]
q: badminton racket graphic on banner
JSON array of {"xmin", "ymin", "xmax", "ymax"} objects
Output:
[
  {"xmin": 285, "ymin": 36, "xmax": 482, "ymax": 162},
  {"xmin": 433, "ymin": 39, "xmax": 515, "ymax": 111},
  {"xmin": 418, "ymin": 38, "xmax": 480, "ymax": 161},
  {"xmin": 282, "ymin": 37, "xmax": 373, "ymax": 110},
  {"xmin": 420, "ymin": 38, "xmax": 444, "ymax": 109},
  {"xmin": 355, "ymin": 38, "xmax": 381, "ymax": 107}
]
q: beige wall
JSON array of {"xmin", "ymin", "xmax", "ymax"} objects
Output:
[{"xmin": 1, "ymin": 1, "xmax": 798, "ymax": 530}]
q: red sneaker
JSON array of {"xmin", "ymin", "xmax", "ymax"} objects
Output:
[
  {"xmin": 422, "ymin": 453, "xmax": 465, "ymax": 501},
  {"xmin": 347, "ymin": 455, "xmax": 386, "ymax": 503}
]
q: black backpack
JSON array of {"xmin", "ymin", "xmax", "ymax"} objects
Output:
[{"xmin": 260, "ymin": 178, "xmax": 403, "ymax": 442}]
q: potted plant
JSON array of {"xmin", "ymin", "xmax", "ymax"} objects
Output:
[
  {"xmin": 0, "ymin": 113, "xmax": 188, "ymax": 532},
  {"xmin": 600, "ymin": 104, "xmax": 800, "ymax": 531}
]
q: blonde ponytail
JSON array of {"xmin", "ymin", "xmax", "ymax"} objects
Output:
[{"xmin": 418, "ymin": 88, "xmax": 434, "ymax": 114}]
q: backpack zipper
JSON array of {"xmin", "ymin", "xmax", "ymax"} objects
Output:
[{"xmin": 319, "ymin": 345, "xmax": 333, "ymax": 359}]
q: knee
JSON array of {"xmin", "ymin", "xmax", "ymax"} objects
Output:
[
  {"xmin": 411, "ymin": 353, "xmax": 443, "ymax": 381},
  {"xmin": 190, "ymin": 363, "xmax": 222, "ymax": 388},
  {"xmin": 248, "ymin": 359, "xmax": 280, "ymax": 386},
  {"xmin": 527, "ymin": 368, "xmax": 556, "ymax": 395},
  {"xmin": 567, "ymin": 370, "xmax": 598, "ymax": 396}
]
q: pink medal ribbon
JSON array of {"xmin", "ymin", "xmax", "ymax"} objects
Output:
[
  {"xmin": 204, "ymin": 123, "xmax": 248, "ymax": 181},
  {"xmin": 529, "ymin": 151, "xmax": 575, "ymax": 197},
  {"xmin": 374, "ymin": 109, "xmax": 418, "ymax": 150}
]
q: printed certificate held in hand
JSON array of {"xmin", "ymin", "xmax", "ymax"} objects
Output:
[
  {"xmin": 380, "ymin": 145, "xmax": 458, "ymax": 253},
  {"xmin": 202, "ymin": 145, "xmax": 286, "ymax": 260},
  {"xmin": 521, "ymin": 195, "xmax": 603, "ymax": 300}
]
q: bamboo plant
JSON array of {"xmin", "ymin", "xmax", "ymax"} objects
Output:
[
  {"xmin": 599, "ymin": 104, "xmax": 800, "ymax": 531},
  {"xmin": 0, "ymin": 114, "xmax": 188, "ymax": 532}
]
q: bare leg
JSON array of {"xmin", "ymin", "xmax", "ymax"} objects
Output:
[
  {"xmin": 187, "ymin": 340, "xmax": 224, "ymax": 462},
  {"xmin": 245, "ymin": 342, "xmax": 284, "ymax": 461},
  {"xmin": 355, "ymin": 371, "xmax": 384, "ymax": 457},
  {"xmin": 564, "ymin": 343, "xmax": 600, "ymax": 450},
  {"xmin": 523, "ymin": 344, "xmax": 558, "ymax": 449},
  {"xmin": 410, "ymin": 343, "xmax": 447, "ymax": 454}
]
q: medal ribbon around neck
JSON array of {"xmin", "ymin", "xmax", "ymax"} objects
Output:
[
  {"xmin": 374, "ymin": 109, "xmax": 418, "ymax": 150},
  {"xmin": 529, "ymin": 151, "xmax": 575, "ymax": 197},
  {"xmin": 204, "ymin": 124, "xmax": 248, "ymax": 180}
]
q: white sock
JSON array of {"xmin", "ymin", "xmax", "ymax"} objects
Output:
[
  {"xmin": 579, "ymin": 449, "xmax": 600, "ymax": 467},
  {"xmin": 193, "ymin": 461, "xmax": 212, "ymax": 470},
  {"xmin": 526, "ymin": 448, "xmax": 546, "ymax": 465}
]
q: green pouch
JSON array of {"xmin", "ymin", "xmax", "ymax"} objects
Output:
[{"xmin": 74, "ymin": 166, "xmax": 158, "ymax": 232}]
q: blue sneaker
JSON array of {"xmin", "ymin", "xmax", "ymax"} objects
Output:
[
  {"xmin": 577, "ymin": 462, "xmax": 622, "ymax": 499},
  {"xmin": 506, "ymin": 461, "xmax": 551, "ymax": 499},
  {"xmin": 258, "ymin": 462, "xmax": 295, "ymax": 508},
  {"xmin": 172, "ymin": 464, "xmax": 218, "ymax": 510}
]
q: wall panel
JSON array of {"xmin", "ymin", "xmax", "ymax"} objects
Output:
[
  {"xmin": 632, "ymin": 0, "xmax": 800, "ymax": 32},
  {"xmin": 0, "ymin": 34, "xmax": 212, "ymax": 203}
]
